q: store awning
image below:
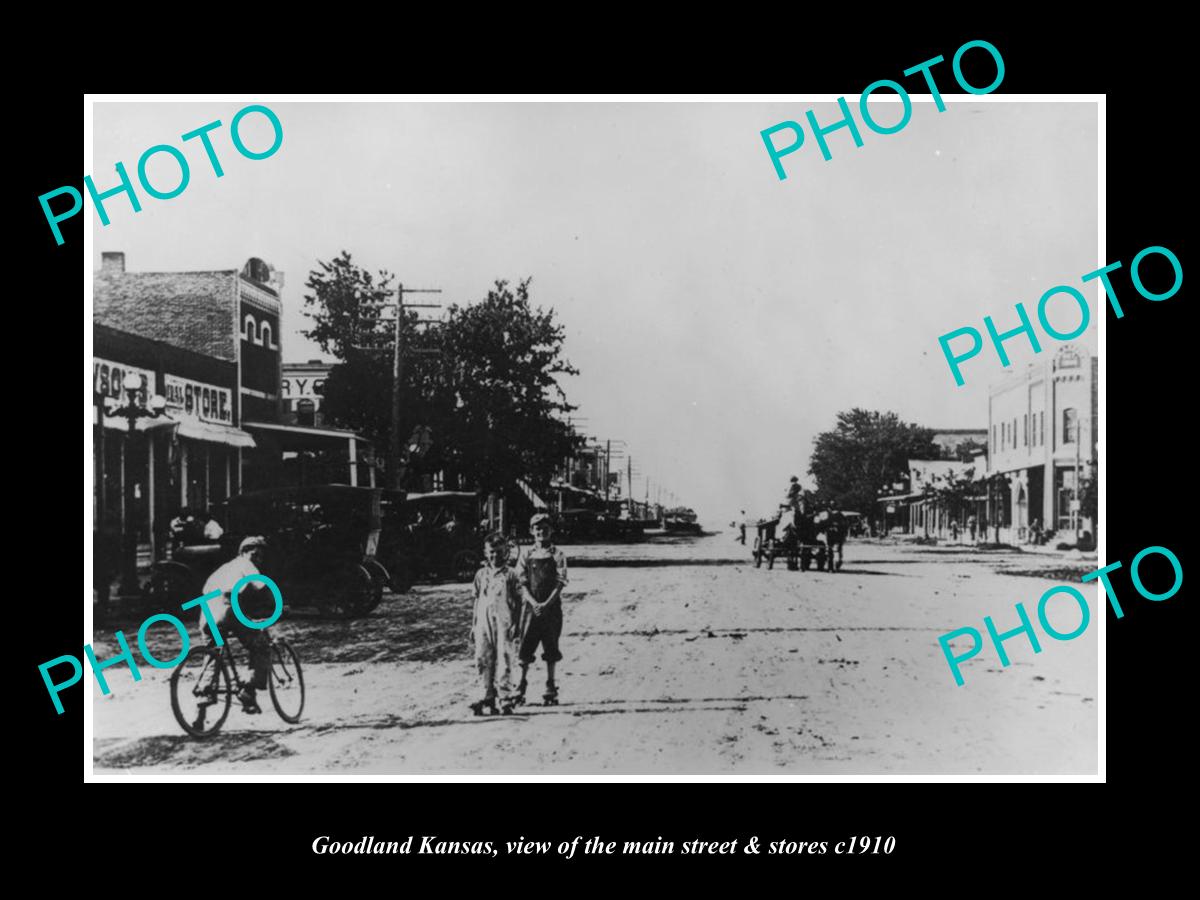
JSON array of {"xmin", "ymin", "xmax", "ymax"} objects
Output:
[
  {"xmin": 97, "ymin": 412, "xmax": 179, "ymax": 434},
  {"xmin": 242, "ymin": 420, "xmax": 367, "ymax": 452},
  {"xmin": 175, "ymin": 419, "xmax": 257, "ymax": 448},
  {"xmin": 516, "ymin": 478, "xmax": 549, "ymax": 510}
]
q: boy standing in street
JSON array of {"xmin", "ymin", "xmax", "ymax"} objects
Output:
[
  {"xmin": 516, "ymin": 513, "xmax": 569, "ymax": 706},
  {"xmin": 470, "ymin": 533, "xmax": 523, "ymax": 716}
]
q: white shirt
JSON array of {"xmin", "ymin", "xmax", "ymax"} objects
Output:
[{"xmin": 200, "ymin": 555, "xmax": 261, "ymax": 627}]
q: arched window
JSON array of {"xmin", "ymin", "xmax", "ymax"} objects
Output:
[
  {"xmin": 243, "ymin": 314, "xmax": 258, "ymax": 343},
  {"xmin": 261, "ymin": 322, "xmax": 274, "ymax": 349}
]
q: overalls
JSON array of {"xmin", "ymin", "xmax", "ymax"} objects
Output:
[
  {"xmin": 473, "ymin": 565, "xmax": 521, "ymax": 703},
  {"xmin": 519, "ymin": 555, "xmax": 564, "ymax": 665}
]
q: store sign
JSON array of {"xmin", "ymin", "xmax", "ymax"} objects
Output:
[
  {"xmin": 281, "ymin": 374, "xmax": 326, "ymax": 400},
  {"xmin": 164, "ymin": 374, "xmax": 233, "ymax": 425},
  {"xmin": 93, "ymin": 358, "xmax": 154, "ymax": 406}
]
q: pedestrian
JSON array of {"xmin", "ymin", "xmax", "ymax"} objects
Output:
[
  {"xmin": 967, "ymin": 515, "xmax": 977, "ymax": 543},
  {"xmin": 469, "ymin": 533, "xmax": 523, "ymax": 716},
  {"xmin": 950, "ymin": 518, "xmax": 960, "ymax": 542},
  {"xmin": 197, "ymin": 536, "xmax": 273, "ymax": 714},
  {"xmin": 198, "ymin": 508, "xmax": 224, "ymax": 543},
  {"xmin": 516, "ymin": 512, "xmax": 569, "ymax": 707},
  {"xmin": 738, "ymin": 510, "xmax": 747, "ymax": 545},
  {"xmin": 169, "ymin": 507, "xmax": 200, "ymax": 547}
]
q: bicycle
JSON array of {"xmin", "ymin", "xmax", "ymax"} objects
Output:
[{"xmin": 170, "ymin": 634, "xmax": 305, "ymax": 738}]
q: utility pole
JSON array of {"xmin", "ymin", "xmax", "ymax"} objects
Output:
[
  {"xmin": 605, "ymin": 439, "xmax": 611, "ymax": 500},
  {"xmin": 1073, "ymin": 414, "xmax": 1085, "ymax": 543},
  {"xmin": 390, "ymin": 284, "xmax": 443, "ymax": 490},
  {"xmin": 354, "ymin": 282, "xmax": 442, "ymax": 491}
]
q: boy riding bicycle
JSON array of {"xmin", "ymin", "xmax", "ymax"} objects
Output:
[{"xmin": 196, "ymin": 535, "xmax": 274, "ymax": 714}]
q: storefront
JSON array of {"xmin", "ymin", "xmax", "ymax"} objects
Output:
[
  {"xmin": 987, "ymin": 344, "xmax": 1098, "ymax": 545},
  {"xmin": 93, "ymin": 339, "xmax": 255, "ymax": 580}
]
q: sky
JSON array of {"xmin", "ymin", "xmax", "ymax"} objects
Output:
[{"xmin": 91, "ymin": 99, "xmax": 1098, "ymax": 521}]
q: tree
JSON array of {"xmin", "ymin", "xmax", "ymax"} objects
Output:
[
  {"xmin": 302, "ymin": 251, "xmax": 397, "ymax": 360},
  {"xmin": 434, "ymin": 279, "xmax": 583, "ymax": 493},
  {"xmin": 303, "ymin": 256, "xmax": 581, "ymax": 493},
  {"xmin": 952, "ymin": 438, "xmax": 986, "ymax": 463},
  {"xmin": 808, "ymin": 409, "xmax": 940, "ymax": 514}
]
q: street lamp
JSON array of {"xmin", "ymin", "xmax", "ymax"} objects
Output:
[{"xmin": 105, "ymin": 372, "xmax": 170, "ymax": 596}]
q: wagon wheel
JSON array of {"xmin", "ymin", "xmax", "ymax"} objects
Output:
[
  {"xmin": 452, "ymin": 549, "xmax": 482, "ymax": 583},
  {"xmin": 752, "ymin": 534, "xmax": 763, "ymax": 568}
]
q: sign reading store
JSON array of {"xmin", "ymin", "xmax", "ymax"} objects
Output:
[{"xmin": 164, "ymin": 374, "xmax": 232, "ymax": 425}]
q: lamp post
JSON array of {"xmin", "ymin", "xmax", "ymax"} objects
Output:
[{"xmin": 105, "ymin": 371, "xmax": 169, "ymax": 595}]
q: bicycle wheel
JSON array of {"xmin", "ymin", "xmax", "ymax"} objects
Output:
[
  {"xmin": 170, "ymin": 646, "xmax": 232, "ymax": 738},
  {"xmin": 268, "ymin": 639, "xmax": 305, "ymax": 724}
]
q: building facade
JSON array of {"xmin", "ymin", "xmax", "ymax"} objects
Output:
[
  {"xmin": 93, "ymin": 253, "xmax": 371, "ymax": 589},
  {"xmin": 987, "ymin": 343, "xmax": 1098, "ymax": 543},
  {"xmin": 281, "ymin": 359, "xmax": 331, "ymax": 428},
  {"xmin": 94, "ymin": 253, "xmax": 273, "ymax": 566}
]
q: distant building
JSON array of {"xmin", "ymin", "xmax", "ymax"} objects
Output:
[
  {"xmin": 987, "ymin": 343, "xmax": 1097, "ymax": 542},
  {"xmin": 282, "ymin": 360, "xmax": 332, "ymax": 428},
  {"xmin": 930, "ymin": 428, "xmax": 988, "ymax": 459}
]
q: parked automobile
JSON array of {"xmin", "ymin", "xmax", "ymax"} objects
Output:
[
  {"xmin": 380, "ymin": 491, "xmax": 484, "ymax": 584},
  {"xmin": 145, "ymin": 485, "xmax": 393, "ymax": 619}
]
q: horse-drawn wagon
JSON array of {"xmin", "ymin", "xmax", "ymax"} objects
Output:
[{"xmin": 751, "ymin": 503, "xmax": 847, "ymax": 572}]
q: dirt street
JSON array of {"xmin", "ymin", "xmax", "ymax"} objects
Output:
[{"xmin": 92, "ymin": 534, "xmax": 1098, "ymax": 774}]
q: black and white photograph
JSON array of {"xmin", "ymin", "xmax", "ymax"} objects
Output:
[{"xmin": 85, "ymin": 97, "xmax": 1100, "ymax": 776}]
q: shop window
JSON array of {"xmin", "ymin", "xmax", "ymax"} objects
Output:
[{"xmin": 1063, "ymin": 408, "xmax": 1078, "ymax": 444}]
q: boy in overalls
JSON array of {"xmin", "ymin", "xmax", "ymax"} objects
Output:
[
  {"xmin": 515, "ymin": 513, "xmax": 569, "ymax": 706},
  {"xmin": 470, "ymin": 533, "xmax": 523, "ymax": 715}
]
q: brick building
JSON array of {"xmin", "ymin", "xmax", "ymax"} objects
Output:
[{"xmin": 93, "ymin": 253, "xmax": 371, "ymax": 587}]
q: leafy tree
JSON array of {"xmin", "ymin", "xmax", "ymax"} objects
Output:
[
  {"xmin": 302, "ymin": 251, "xmax": 396, "ymax": 360},
  {"xmin": 434, "ymin": 279, "xmax": 583, "ymax": 493},
  {"xmin": 981, "ymin": 471, "xmax": 1013, "ymax": 543},
  {"xmin": 952, "ymin": 438, "xmax": 986, "ymax": 463},
  {"xmin": 808, "ymin": 409, "xmax": 940, "ymax": 514},
  {"xmin": 303, "ymin": 257, "xmax": 581, "ymax": 494}
]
